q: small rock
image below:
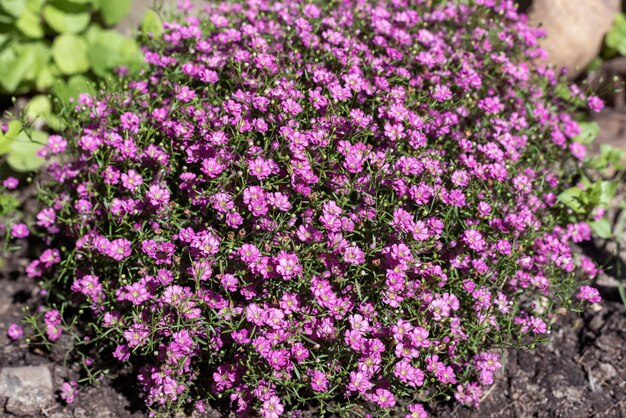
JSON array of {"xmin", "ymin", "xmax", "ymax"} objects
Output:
[
  {"xmin": 596, "ymin": 362, "xmax": 618, "ymax": 382},
  {"xmin": 74, "ymin": 406, "xmax": 115, "ymax": 418},
  {"xmin": 588, "ymin": 314, "xmax": 605, "ymax": 332},
  {"xmin": 0, "ymin": 365, "xmax": 53, "ymax": 416},
  {"xmin": 50, "ymin": 412, "xmax": 73, "ymax": 418},
  {"xmin": 0, "ymin": 290, "xmax": 10, "ymax": 315}
]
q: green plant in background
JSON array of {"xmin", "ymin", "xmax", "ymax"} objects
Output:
[
  {"xmin": 558, "ymin": 121, "xmax": 624, "ymax": 240},
  {"xmin": 604, "ymin": 13, "xmax": 626, "ymax": 58},
  {"xmin": 0, "ymin": 0, "xmax": 145, "ymax": 172}
]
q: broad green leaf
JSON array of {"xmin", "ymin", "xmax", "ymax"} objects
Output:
[
  {"xmin": 98, "ymin": 0, "xmax": 132, "ymax": 26},
  {"xmin": 52, "ymin": 74, "xmax": 94, "ymax": 104},
  {"xmin": 557, "ymin": 187, "xmax": 586, "ymax": 214},
  {"xmin": 598, "ymin": 181, "xmax": 617, "ymax": 208},
  {"xmin": 26, "ymin": 95, "xmax": 65, "ymax": 131},
  {"xmin": 52, "ymin": 34, "xmax": 90, "ymax": 74},
  {"xmin": 36, "ymin": 64, "xmax": 58, "ymax": 90},
  {"xmin": 600, "ymin": 143, "xmax": 625, "ymax": 165},
  {"xmin": 0, "ymin": 44, "xmax": 37, "ymax": 92},
  {"xmin": 0, "ymin": 0, "xmax": 26, "ymax": 17},
  {"xmin": 48, "ymin": 0, "xmax": 91, "ymax": 12},
  {"xmin": 43, "ymin": 4, "xmax": 90, "ymax": 34},
  {"xmin": 7, "ymin": 130, "xmax": 48, "ymax": 172},
  {"xmin": 0, "ymin": 33, "xmax": 9, "ymax": 49},
  {"xmin": 141, "ymin": 9, "xmax": 163, "ymax": 38},
  {"xmin": 26, "ymin": 95, "xmax": 52, "ymax": 121},
  {"xmin": 21, "ymin": 42, "xmax": 51, "ymax": 81},
  {"xmin": 0, "ymin": 120, "xmax": 22, "ymax": 154},
  {"xmin": 87, "ymin": 26, "xmax": 142, "ymax": 77},
  {"xmin": 606, "ymin": 13, "xmax": 626, "ymax": 56},
  {"xmin": 64, "ymin": 0, "xmax": 94, "ymax": 4},
  {"xmin": 589, "ymin": 219, "xmax": 612, "ymax": 239},
  {"xmin": 16, "ymin": 10, "xmax": 44, "ymax": 39},
  {"xmin": 573, "ymin": 122, "xmax": 599, "ymax": 145},
  {"xmin": 25, "ymin": 0, "xmax": 45, "ymax": 13},
  {"xmin": 586, "ymin": 180, "xmax": 617, "ymax": 209}
]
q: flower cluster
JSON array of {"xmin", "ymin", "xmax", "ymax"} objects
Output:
[{"xmin": 25, "ymin": 0, "xmax": 601, "ymax": 416}]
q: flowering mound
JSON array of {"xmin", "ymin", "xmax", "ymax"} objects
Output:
[{"xmin": 26, "ymin": 0, "xmax": 601, "ymax": 416}]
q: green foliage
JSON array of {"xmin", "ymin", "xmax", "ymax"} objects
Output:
[
  {"xmin": 0, "ymin": 0, "xmax": 161, "ymax": 172},
  {"xmin": 605, "ymin": 13, "xmax": 626, "ymax": 57},
  {"xmin": 141, "ymin": 9, "xmax": 164, "ymax": 38},
  {"xmin": 98, "ymin": 0, "xmax": 133, "ymax": 26},
  {"xmin": 0, "ymin": 0, "xmax": 142, "ymax": 96},
  {"xmin": 0, "ymin": 192, "xmax": 19, "ymax": 217},
  {"xmin": 559, "ymin": 117, "xmax": 624, "ymax": 240}
]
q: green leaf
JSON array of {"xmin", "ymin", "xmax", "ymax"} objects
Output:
[
  {"xmin": 557, "ymin": 187, "xmax": 586, "ymax": 214},
  {"xmin": 606, "ymin": 13, "xmax": 626, "ymax": 56},
  {"xmin": 25, "ymin": 0, "xmax": 45, "ymax": 13},
  {"xmin": 7, "ymin": 130, "xmax": 48, "ymax": 172},
  {"xmin": 26, "ymin": 95, "xmax": 66, "ymax": 131},
  {"xmin": 141, "ymin": 9, "xmax": 163, "ymax": 38},
  {"xmin": 0, "ymin": 44, "xmax": 38, "ymax": 92},
  {"xmin": 52, "ymin": 74, "xmax": 95, "ymax": 104},
  {"xmin": 589, "ymin": 218, "xmax": 612, "ymax": 239},
  {"xmin": 16, "ymin": 9, "xmax": 44, "ymax": 39},
  {"xmin": 52, "ymin": 34, "xmax": 90, "ymax": 74},
  {"xmin": 0, "ymin": 0, "xmax": 26, "ymax": 17},
  {"xmin": 573, "ymin": 122, "xmax": 599, "ymax": 145},
  {"xmin": 43, "ymin": 4, "xmax": 90, "ymax": 34},
  {"xmin": 36, "ymin": 64, "xmax": 59, "ymax": 91},
  {"xmin": 0, "ymin": 33, "xmax": 10, "ymax": 49},
  {"xmin": 0, "ymin": 193, "xmax": 19, "ymax": 217},
  {"xmin": 598, "ymin": 181, "xmax": 617, "ymax": 208},
  {"xmin": 86, "ymin": 26, "xmax": 142, "ymax": 77},
  {"xmin": 21, "ymin": 42, "xmax": 51, "ymax": 81},
  {"xmin": 26, "ymin": 95, "xmax": 51, "ymax": 121},
  {"xmin": 0, "ymin": 120, "xmax": 23, "ymax": 154},
  {"xmin": 98, "ymin": 0, "xmax": 132, "ymax": 26}
]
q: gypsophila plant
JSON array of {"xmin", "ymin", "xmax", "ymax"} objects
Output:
[{"xmin": 19, "ymin": 0, "xmax": 606, "ymax": 416}]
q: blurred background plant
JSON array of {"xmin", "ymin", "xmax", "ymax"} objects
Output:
[{"xmin": 0, "ymin": 0, "xmax": 146, "ymax": 173}]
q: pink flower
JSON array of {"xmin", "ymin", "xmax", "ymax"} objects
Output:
[
  {"xmin": 146, "ymin": 184, "xmax": 171, "ymax": 206},
  {"xmin": 406, "ymin": 403, "xmax": 428, "ymax": 418},
  {"xmin": 463, "ymin": 229, "xmax": 486, "ymax": 252},
  {"xmin": 121, "ymin": 169, "xmax": 143, "ymax": 191},
  {"xmin": 274, "ymin": 251, "xmax": 302, "ymax": 280},
  {"xmin": 348, "ymin": 371, "xmax": 372, "ymax": 394},
  {"xmin": 261, "ymin": 395, "xmax": 284, "ymax": 418},
  {"xmin": 60, "ymin": 381, "xmax": 79, "ymax": 404},
  {"xmin": 2, "ymin": 177, "xmax": 18, "ymax": 190},
  {"xmin": 569, "ymin": 142, "xmax": 586, "ymax": 161},
  {"xmin": 527, "ymin": 316, "xmax": 547, "ymax": 334},
  {"xmin": 576, "ymin": 285, "xmax": 601, "ymax": 303},
  {"xmin": 309, "ymin": 370, "xmax": 329, "ymax": 392},
  {"xmin": 121, "ymin": 282, "xmax": 151, "ymax": 305},
  {"xmin": 107, "ymin": 238, "xmax": 132, "ymax": 261},
  {"xmin": 7, "ymin": 323, "xmax": 23, "ymax": 340},
  {"xmin": 11, "ymin": 223, "xmax": 29, "ymax": 239},
  {"xmin": 123, "ymin": 323, "xmax": 150, "ymax": 348},
  {"xmin": 371, "ymin": 388, "xmax": 396, "ymax": 408},
  {"xmin": 587, "ymin": 96, "xmax": 604, "ymax": 113},
  {"xmin": 343, "ymin": 244, "xmax": 365, "ymax": 264},
  {"xmin": 47, "ymin": 135, "xmax": 67, "ymax": 154}
]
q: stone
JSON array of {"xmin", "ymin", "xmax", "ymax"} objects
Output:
[{"xmin": 0, "ymin": 365, "xmax": 53, "ymax": 416}]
